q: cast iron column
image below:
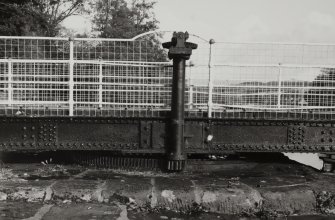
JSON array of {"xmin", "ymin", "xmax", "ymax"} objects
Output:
[{"xmin": 162, "ymin": 32, "xmax": 197, "ymax": 171}]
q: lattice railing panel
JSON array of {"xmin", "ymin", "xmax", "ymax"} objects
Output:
[
  {"xmin": 1, "ymin": 34, "xmax": 335, "ymax": 119},
  {"xmin": 213, "ymin": 42, "xmax": 335, "ymax": 65},
  {"xmin": 0, "ymin": 37, "xmax": 70, "ymax": 60}
]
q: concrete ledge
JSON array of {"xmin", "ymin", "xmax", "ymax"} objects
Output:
[{"xmin": 1, "ymin": 161, "xmax": 335, "ymax": 218}]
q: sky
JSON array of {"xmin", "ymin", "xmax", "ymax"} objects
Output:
[{"xmin": 63, "ymin": 0, "xmax": 335, "ymax": 43}]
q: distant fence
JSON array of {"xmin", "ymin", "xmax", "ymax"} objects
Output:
[{"xmin": 1, "ymin": 32, "xmax": 335, "ymax": 118}]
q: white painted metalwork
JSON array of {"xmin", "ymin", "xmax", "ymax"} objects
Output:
[
  {"xmin": 207, "ymin": 40, "xmax": 215, "ymax": 117},
  {"xmin": 185, "ymin": 40, "xmax": 335, "ymax": 118},
  {"xmin": 69, "ymin": 39, "xmax": 74, "ymax": 116},
  {"xmin": 7, "ymin": 59, "xmax": 12, "ymax": 106},
  {"xmin": 1, "ymin": 32, "xmax": 335, "ymax": 118},
  {"xmin": 0, "ymin": 32, "xmax": 172, "ymax": 116}
]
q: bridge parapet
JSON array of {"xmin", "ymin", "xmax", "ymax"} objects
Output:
[{"xmin": 0, "ymin": 33, "xmax": 335, "ymax": 120}]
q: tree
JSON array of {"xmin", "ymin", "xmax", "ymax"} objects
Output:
[
  {"xmin": 79, "ymin": 0, "xmax": 166, "ymax": 62},
  {"xmin": 90, "ymin": 0, "xmax": 158, "ymax": 38},
  {"xmin": 0, "ymin": 0, "xmax": 84, "ymax": 37},
  {"xmin": 304, "ymin": 68, "xmax": 335, "ymax": 107}
]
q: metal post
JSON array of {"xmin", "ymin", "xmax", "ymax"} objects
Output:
[
  {"xmin": 187, "ymin": 61, "xmax": 194, "ymax": 110},
  {"xmin": 69, "ymin": 38, "xmax": 74, "ymax": 116},
  {"xmin": 277, "ymin": 63, "xmax": 282, "ymax": 109},
  {"xmin": 162, "ymin": 32, "xmax": 197, "ymax": 171},
  {"xmin": 207, "ymin": 39, "xmax": 215, "ymax": 117},
  {"xmin": 188, "ymin": 84, "xmax": 194, "ymax": 110},
  {"xmin": 7, "ymin": 59, "xmax": 12, "ymax": 106},
  {"xmin": 99, "ymin": 61, "xmax": 103, "ymax": 108}
]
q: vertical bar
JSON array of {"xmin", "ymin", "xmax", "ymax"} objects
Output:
[
  {"xmin": 277, "ymin": 63, "xmax": 282, "ymax": 109},
  {"xmin": 99, "ymin": 61, "xmax": 103, "ymax": 108},
  {"xmin": 7, "ymin": 59, "xmax": 12, "ymax": 106},
  {"xmin": 69, "ymin": 38, "xmax": 74, "ymax": 116},
  {"xmin": 207, "ymin": 39, "xmax": 215, "ymax": 117},
  {"xmin": 188, "ymin": 84, "xmax": 194, "ymax": 109},
  {"xmin": 170, "ymin": 58, "xmax": 186, "ymax": 161}
]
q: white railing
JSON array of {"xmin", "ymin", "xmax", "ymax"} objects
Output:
[
  {"xmin": 1, "ymin": 32, "xmax": 335, "ymax": 118},
  {"xmin": 0, "ymin": 32, "xmax": 173, "ymax": 116},
  {"xmin": 186, "ymin": 40, "xmax": 335, "ymax": 118}
]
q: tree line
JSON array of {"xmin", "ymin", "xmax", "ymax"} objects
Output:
[{"xmin": 0, "ymin": 0, "xmax": 158, "ymax": 38}]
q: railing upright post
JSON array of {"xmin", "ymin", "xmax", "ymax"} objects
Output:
[
  {"xmin": 99, "ymin": 60, "xmax": 103, "ymax": 108},
  {"xmin": 162, "ymin": 32, "xmax": 197, "ymax": 171},
  {"xmin": 207, "ymin": 39, "xmax": 215, "ymax": 117},
  {"xmin": 69, "ymin": 38, "xmax": 74, "ymax": 116},
  {"xmin": 7, "ymin": 59, "xmax": 12, "ymax": 106},
  {"xmin": 277, "ymin": 63, "xmax": 282, "ymax": 109},
  {"xmin": 188, "ymin": 84, "xmax": 194, "ymax": 110}
]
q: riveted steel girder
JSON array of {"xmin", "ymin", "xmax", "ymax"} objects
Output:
[{"xmin": 1, "ymin": 116, "xmax": 335, "ymax": 154}]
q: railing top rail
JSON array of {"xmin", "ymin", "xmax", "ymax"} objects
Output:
[
  {"xmin": 0, "ymin": 31, "xmax": 211, "ymax": 43},
  {"xmin": 0, "ymin": 58, "xmax": 171, "ymax": 65},
  {"xmin": 0, "ymin": 36, "xmax": 68, "ymax": 40},
  {"xmin": 213, "ymin": 63, "xmax": 335, "ymax": 68},
  {"xmin": 215, "ymin": 41, "xmax": 335, "ymax": 46},
  {"xmin": 0, "ymin": 30, "xmax": 174, "ymax": 42}
]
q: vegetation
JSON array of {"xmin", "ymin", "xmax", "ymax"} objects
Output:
[
  {"xmin": 304, "ymin": 68, "xmax": 335, "ymax": 107},
  {"xmin": 0, "ymin": 0, "xmax": 159, "ymax": 38},
  {"xmin": 90, "ymin": 0, "xmax": 158, "ymax": 38},
  {"xmin": 0, "ymin": 0, "xmax": 85, "ymax": 37}
]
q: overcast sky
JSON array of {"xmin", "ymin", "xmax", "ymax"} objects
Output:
[{"xmin": 63, "ymin": 0, "xmax": 335, "ymax": 43}]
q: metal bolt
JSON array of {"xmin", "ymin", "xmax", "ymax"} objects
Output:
[{"xmin": 323, "ymin": 163, "xmax": 333, "ymax": 172}]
